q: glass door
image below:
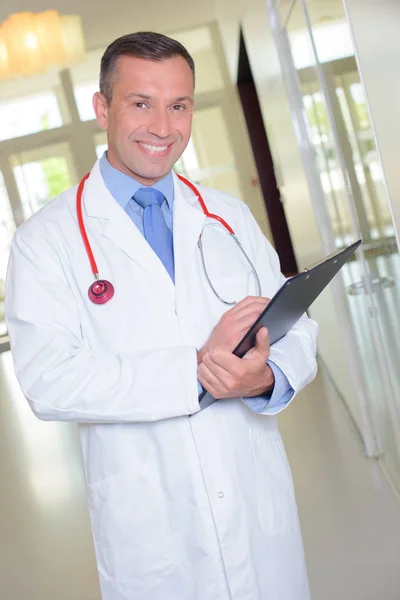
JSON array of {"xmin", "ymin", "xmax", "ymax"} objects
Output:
[{"xmin": 269, "ymin": 0, "xmax": 400, "ymax": 489}]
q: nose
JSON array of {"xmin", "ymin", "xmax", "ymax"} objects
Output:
[{"xmin": 147, "ymin": 108, "xmax": 171, "ymax": 139}]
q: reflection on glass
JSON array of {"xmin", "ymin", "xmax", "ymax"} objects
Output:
[
  {"xmin": 289, "ymin": 21, "xmax": 354, "ymax": 69},
  {"xmin": 285, "ymin": 0, "xmax": 400, "ymax": 489}
]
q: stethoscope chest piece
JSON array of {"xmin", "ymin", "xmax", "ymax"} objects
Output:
[{"xmin": 88, "ymin": 279, "xmax": 115, "ymax": 305}]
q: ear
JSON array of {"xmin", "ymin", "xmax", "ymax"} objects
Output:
[{"xmin": 93, "ymin": 92, "xmax": 108, "ymax": 130}]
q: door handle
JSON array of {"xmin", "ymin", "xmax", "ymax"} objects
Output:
[{"xmin": 347, "ymin": 276, "xmax": 394, "ymax": 296}]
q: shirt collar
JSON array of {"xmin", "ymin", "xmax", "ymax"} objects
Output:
[{"xmin": 99, "ymin": 151, "xmax": 174, "ymax": 211}]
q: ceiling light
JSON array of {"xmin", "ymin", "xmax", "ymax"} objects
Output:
[{"xmin": 0, "ymin": 10, "xmax": 86, "ymax": 81}]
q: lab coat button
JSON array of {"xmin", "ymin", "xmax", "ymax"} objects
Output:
[{"xmin": 218, "ymin": 491, "xmax": 224, "ymax": 498}]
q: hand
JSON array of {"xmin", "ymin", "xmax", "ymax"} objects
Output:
[
  {"xmin": 198, "ymin": 327, "xmax": 274, "ymax": 399},
  {"xmin": 197, "ymin": 296, "xmax": 270, "ymax": 365}
]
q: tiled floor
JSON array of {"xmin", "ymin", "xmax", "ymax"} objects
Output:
[
  {"xmin": 1, "ymin": 350, "xmax": 400, "ymax": 599},
  {"xmin": 280, "ymin": 367, "xmax": 400, "ymax": 600}
]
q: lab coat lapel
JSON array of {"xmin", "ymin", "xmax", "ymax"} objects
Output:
[
  {"xmin": 172, "ymin": 173, "xmax": 207, "ymax": 295},
  {"xmin": 83, "ymin": 161, "xmax": 175, "ymax": 297}
]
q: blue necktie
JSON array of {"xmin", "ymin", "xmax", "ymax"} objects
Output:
[{"xmin": 132, "ymin": 188, "xmax": 175, "ymax": 282}]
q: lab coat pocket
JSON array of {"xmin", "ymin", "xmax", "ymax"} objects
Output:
[
  {"xmin": 88, "ymin": 468, "xmax": 179, "ymax": 584},
  {"xmin": 209, "ymin": 271, "xmax": 259, "ymax": 308},
  {"xmin": 250, "ymin": 428, "xmax": 297, "ymax": 536}
]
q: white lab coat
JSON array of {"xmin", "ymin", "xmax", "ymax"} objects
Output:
[{"xmin": 5, "ymin": 160, "xmax": 318, "ymax": 600}]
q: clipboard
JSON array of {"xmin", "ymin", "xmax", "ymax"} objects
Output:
[{"xmin": 198, "ymin": 239, "xmax": 361, "ymax": 410}]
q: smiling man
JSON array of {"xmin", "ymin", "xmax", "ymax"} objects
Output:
[
  {"xmin": 6, "ymin": 32, "xmax": 318, "ymax": 600},
  {"xmin": 94, "ymin": 48, "xmax": 194, "ymax": 183}
]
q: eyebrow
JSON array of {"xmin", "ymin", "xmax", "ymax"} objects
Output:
[
  {"xmin": 174, "ymin": 96, "xmax": 194, "ymax": 104},
  {"xmin": 125, "ymin": 92, "xmax": 194, "ymax": 104},
  {"xmin": 125, "ymin": 93, "xmax": 152, "ymax": 101}
]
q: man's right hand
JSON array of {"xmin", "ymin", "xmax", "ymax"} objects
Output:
[{"xmin": 197, "ymin": 296, "xmax": 270, "ymax": 365}]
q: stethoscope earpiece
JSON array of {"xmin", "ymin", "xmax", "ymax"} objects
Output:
[{"xmin": 88, "ymin": 280, "xmax": 115, "ymax": 305}]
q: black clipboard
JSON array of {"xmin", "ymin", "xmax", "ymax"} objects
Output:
[{"xmin": 197, "ymin": 239, "xmax": 361, "ymax": 410}]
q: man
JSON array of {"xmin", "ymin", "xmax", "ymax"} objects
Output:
[{"xmin": 6, "ymin": 32, "xmax": 318, "ymax": 600}]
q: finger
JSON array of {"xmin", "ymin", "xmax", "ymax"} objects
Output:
[
  {"xmin": 224, "ymin": 303, "xmax": 270, "ymax": 330},
  {"xmin": 230, "ymin": 313, "xmax": 268, "ymax": 336},
  {"xmin": 202, "ymin": 352, "xmax": 237, "ymax": 383},
  {"xmin": 242, "ymin": 327, "xmax": 270, "ymax": 360},
  {"xmin": 198, "ymin": 363, "xmax": 228, "ymax": 398},
  {"xmin": 207, "ymin": 349, "xmax": 244, "ymax": 373},
  {"xmin": 226, "ymin": 296, "xmax": 270, "ymax": 317},
  {"xmin": 233, "ymin": 297, "xmax": 270, "ymax": 316},
  {"xmin": 255, "ymin": 327, "xmax": 270, "ymax": 359}
]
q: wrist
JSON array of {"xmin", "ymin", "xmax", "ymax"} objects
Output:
[{"xmin": 261, "ymin": 364, "xmax": 275, "ymax": 394}]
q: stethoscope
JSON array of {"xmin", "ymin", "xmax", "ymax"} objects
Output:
[{"xmin": 77, "ymin": 172, "xmax": 261, "ymax": 305}]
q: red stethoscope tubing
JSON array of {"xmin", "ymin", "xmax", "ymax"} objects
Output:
[
  {"xmin": 76, "ymin": 172, "xmax": 235, "ymax": 282},
  {"xmin": 177, "ymin": 175, "xmax": 235, "ymax": 235},
  {"xmin": 76, "ymin": 172, "xmax": 98, "ymax": 276}
]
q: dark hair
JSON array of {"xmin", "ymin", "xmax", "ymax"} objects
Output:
[{"xmin": 99, "ymin": 31, "xmax": 195, "ymax": 104}]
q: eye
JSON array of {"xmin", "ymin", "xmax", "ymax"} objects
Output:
[
  {"xmin": 171, "ymin": 104, "xmax": 185, "ymax": 111},
  {"xmin": 133, "ymin": 102, "xmax": 147, "ymax": 109}
]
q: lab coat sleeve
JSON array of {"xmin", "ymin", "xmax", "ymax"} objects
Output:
[
  {"xmin": 242, "ymin": 204, "xmax": 318, "ymax": 414},
  {"xmin": 242, "ymin": 361, "xmax": 294, "ymax": 413},
  {"xmin": 5, "ymin": 231, "xmax": 200, "ymax": 424}
]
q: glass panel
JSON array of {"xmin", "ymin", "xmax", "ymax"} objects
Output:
[
  {"xmin": 286, "ymin": 0, "xmax": 400, "ymax": 488},
  {"xmin": 333, "ymin": 73, "xmax": 394, "ymax": 242},
  {"xmin": 10, "ymin": 143, "xmax": 77, "ymax": 220},
  {"xmin": 0, "ymin": 173, "xmax": 15, "ymax": 338},
  {"xmin": 0, "ymin": 91, "xmax": 63, "ymax": 141},
  {"xmin": 278, "ymin": 0, "xmax": 296, "ymax": 25}
]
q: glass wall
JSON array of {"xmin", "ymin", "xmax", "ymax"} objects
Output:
[{"xmin": 270, "ymin": 0, "xmax": 400, "ymax": 489}]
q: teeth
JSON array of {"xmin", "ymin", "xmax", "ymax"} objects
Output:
[{"xmin": 139, "ymin": 143, "xmax": 168, "ymax": 152}]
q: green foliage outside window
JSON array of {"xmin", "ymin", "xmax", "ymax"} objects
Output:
[{"xmin": 41, "ymin": 157, "xmax": 71, "ymax": 201}]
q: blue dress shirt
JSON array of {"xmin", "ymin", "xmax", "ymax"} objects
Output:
[{"xmin": 99, "ymin": 152, "xmax": 293, "ymax": 414}]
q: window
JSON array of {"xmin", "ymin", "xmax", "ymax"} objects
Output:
[
  {"xmin": 0, "ymin": 91, "xmax": 63, "ymax": 141},
  {"xmin": 74, "ymin": 81, "xmax": 98, "ymax": 121},
  {"xmin": 10, "ymin": 143, "xmax": 77, "ymax": 219}
]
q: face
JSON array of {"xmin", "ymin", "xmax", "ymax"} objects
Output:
[{"xmin": 93, "ymin": 55, "xmax": 194, "ymax": 185}]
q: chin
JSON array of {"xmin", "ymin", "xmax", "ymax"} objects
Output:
[{"xmin": 140, "ymin": 166, "xmax": 171, "ymax": 179}]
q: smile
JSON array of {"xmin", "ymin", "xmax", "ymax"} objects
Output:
[{"xmin": 138, "ymin": 142, "xmax": 169, "ymax": 153}]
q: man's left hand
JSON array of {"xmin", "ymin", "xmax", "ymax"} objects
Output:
[{"xmin": 198, "ymin": 327, "xmax": 274, "ymax": 399}]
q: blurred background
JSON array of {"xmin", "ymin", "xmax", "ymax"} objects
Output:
[{"xmin": 1, "ymin": 1, "xmax": 400, "ymax": 599}]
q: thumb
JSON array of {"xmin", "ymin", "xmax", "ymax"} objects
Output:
[
  {"xmin": 255, "ymin": 327, "xmax": 269, "ymax": 355},
  {"xmin": 243, "ymin": 327, "xmax": 270, "ymax": 360}
]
